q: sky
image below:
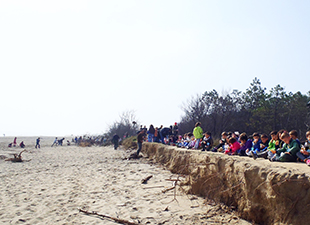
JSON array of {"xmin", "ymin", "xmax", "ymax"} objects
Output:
[{"xmin": 0, "ymin": 0, "xmax": 310, "ymax": 136}]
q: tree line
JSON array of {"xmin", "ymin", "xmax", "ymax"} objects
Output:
[
  {"xmin": 105, "ymin": 110, "xmax": 139, "ymax": 139},
  {"xmin": 178, "ymin": 78, "xmax": 310, "ymax": 140}
]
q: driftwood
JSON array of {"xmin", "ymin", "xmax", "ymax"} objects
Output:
[
  {"xmin": 5, "ymin": 150, "xmax": 27, "ymax": 162},
  {"xmin": 123, "ymin": 152, "xmax": 142, "ymax": 160},
  {"xmin": 162, "ymin": 186, "xmax": 175, "ymax": 193},
  {"xmin": 78, "ymin": 208, "xmax": 140, "ymax": 225},
  {"xmin": 141, "ymin": 175, "xmax": 153, "ymax": 184},
  {"xmin": 161, "ymin": 176, "xmax": 184, "ymax": 203},
  {"xmin": 142, "ymin": 185, "xmax": 165, "ymax": 189}
]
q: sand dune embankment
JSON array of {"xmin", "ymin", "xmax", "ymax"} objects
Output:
[{"xmin": 142, "ymin": 143, "xmax": 310, "ymax": 225}]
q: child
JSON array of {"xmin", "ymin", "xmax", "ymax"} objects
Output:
[
  {"xmin": 201, "ymin": 132, "xmax": 213, "ymax": 151},
  {"xmin": 257, "ymin": 134, "xmax": 269, "ymax": 158},
  {"xmin": 246, "ymin": 133, "xmax": 262, "ymax": 159},
  {"xmin": 271, "ymin": 132, "xmax": 300, "ymax": 162},
  {"xmin": 183, "ymin": 133, "xmax": 193, "ymax": 148},
  {"xmin": 212, "ymin": 132, "xmax": 228, "ymax": 152},
  {"xmin": 19, "ymin": 141, "xmax": 25, "ymax": 148},
  {"xmin": 193, "ymin": 122, "xmax": 203, "ymax": 149},
  {"xmin": 289, "ymin": 130, "xmax": 301, "ymax": 148},
  {"xmin": 225, "ymin": 137, "xmax": 240, "ymax": 155},
  {"xmin": 187, "ymin": 135, "xmax": 196, "ymax": 149},
  {"xmin": 277, "ymin": 130, "xmax": 286, "ymax": 148},
  {"xmin": 267, "ymin": 131, "xmax": 281, "ymax": 160},
  {"xmin": 238, "ymin": 133, "xmax": 252, "ymax": 156},
  {"xmin": 296, "ymin": 131, "xmax": 310, "ymax": 165}
]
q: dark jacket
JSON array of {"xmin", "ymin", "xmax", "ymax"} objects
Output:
[
  {"xmin": 112, "ymin": 135, "xmax": 120, "ymax": 142},
  {"xmin": 160, "ymin": 128, "xmax": 171, "ymax": 137},
  {"xmin": 137, "ymin": 132, "xmax": 144, "ymax": 143}
]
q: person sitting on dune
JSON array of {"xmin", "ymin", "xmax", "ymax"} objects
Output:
[
  {"xmin": 271, "ymin": 132, "xmax": 300, "ymax": 162},
  {"xmin": 246, "ymin": 133, "xmax": 262, "ymax": 159},
  {"xmin": 267, "ymin": 131, "xmax": 281, "ymax": 160},
  {"xmin": 225, "ymin": 137, "xmax": 240, "ymax": 155},
  {"xmin": 238, "ymin": 133, "xmax": 252, "ymax": 156},
  {"xmin": 212, "ymin": 132, "xmax": 228, "ymax": 152},
  {"xmin": 201, "ymin": 132, "xmax": 213, "ymax": 151}
]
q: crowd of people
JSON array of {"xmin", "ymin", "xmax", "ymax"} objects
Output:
[
  {"xmin": 135, "ymin": 122, "xmax": 310, "ymax": 166},
  {"xmin": 7, "ymin": 137, "xmax": 41, "ymax": 149}
]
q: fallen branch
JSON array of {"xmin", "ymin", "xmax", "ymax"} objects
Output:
[
  {"xmin": 141, "ymin": 175, "xmax": 153, "ymax": 184},
  {"xmin": 78, "ymin": 208, "xmax": 140, "ymax": 225},
  {"xmin": 142, "ymin": 185, "xmax": 165, "ymax": 189},
  {"xmin": 162, "ymin": 186, "xmax": 175, "ymax": 193}
]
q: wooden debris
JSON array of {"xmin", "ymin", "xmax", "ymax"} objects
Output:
[
  {"xmin": 162, "ymin": 186, "xmax": 175, "ymax": 193},
  {"xmin": 141, "ymin": 175, "xmax": 153, "ymax": 184},
  {"xmin": 5, "ymin": 150, "xmax": 27, "ymax": 163},
  {"xmin": 142, "ymin": 185, "xmax": 165, "ymax": 189},
  {"xmin": 78, "ymin": 208, "xmax": 140, "ymax": 225}
]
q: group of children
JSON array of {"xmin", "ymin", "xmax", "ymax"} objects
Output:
[{"xmin": 176, "ymin": 129, "xmax": 310, "ymax": 166}]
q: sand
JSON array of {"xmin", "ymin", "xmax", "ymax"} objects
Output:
[{"xmin": 0, "ymin": 137, "xmax": 250, "ymax": 224}]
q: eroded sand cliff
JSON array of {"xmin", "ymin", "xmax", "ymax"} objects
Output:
[{"xmin": 142, "ymin": 143, "xmax": 310, "ymax": 225}]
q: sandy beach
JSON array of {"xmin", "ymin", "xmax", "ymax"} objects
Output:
[{"xmin": 0, "ymin": 137, "xmax": 249, "ymax": 224}]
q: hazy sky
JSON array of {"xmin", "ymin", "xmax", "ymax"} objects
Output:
[{"xmin": 1, "ymin": 0, "xmax": 310, "ymax": 136}]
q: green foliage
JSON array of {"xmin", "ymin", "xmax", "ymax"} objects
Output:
[{"xmin": 179, "ymin": 78, "xmax": 310, "ymax": 140}]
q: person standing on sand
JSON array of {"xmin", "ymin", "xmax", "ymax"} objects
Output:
[
  {"xmin": 112, "ymin": 134, "xmax": 120, "ymax": 150},
  {"xmin": 51, "ymin": 137, "xmax": 58, "ymax": 147},
  {"xmin": 35, "ymin": 137, "xmax": 40, "ymax": 149},
  {"xmin": 137, "ymin": 129, "xmax": 145, "ymax": 156},
  {"xmin": 13, "ymin": 137, "xmax": 17, "ymax": 147}
]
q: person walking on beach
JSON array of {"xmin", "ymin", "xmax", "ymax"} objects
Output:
[
  {"xmin": 35, "ymin": 137, "xmax": 40, "ymax": 149},
  {"xmin": 51, "ymin": 137, "xmax": 58, "ymax": 147},
  {"xmin": 112, "ymin": 134, "xmax": 120, "ymax": 150},
  {"xmin": 137, "ymin": 129, "xmax": 145, "ymax": 157},
  {"xmin": 58, "ymin": 138, "xmax": 65, "ymax": 146}
]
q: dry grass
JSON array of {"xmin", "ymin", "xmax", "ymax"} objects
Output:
[{"xmin": 122, "ymin": 136, "xmax": 137, "ymax": 149}]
